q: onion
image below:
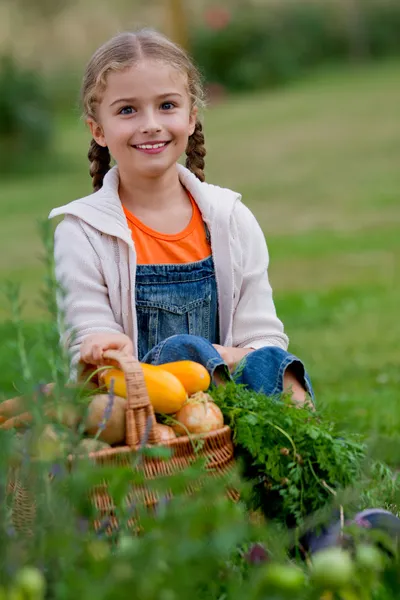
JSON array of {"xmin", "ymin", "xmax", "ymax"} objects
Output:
[
  {"xmin": 154, "ymin": 423, "xmax": 177, "ymax": 442},
  {"xmin": 173, "ymin": 392, "xmax": 224, "ymax": 436}
]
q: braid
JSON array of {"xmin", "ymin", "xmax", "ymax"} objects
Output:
[
  {"xmin": 88, "ymin": 138, "xmax": 111, "ymax": 192},
  {"xmin": 185, "ymin": 120, "xmax": 206, "ymax": 182}
]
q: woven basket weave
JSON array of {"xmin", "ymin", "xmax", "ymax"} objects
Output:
[{"xmin": 8, "ymin": 350, "xmax": 236, "ymax": 533}]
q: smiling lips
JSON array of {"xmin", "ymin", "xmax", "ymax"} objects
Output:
[{"xmin": 133, "ymin": 141, "xmax": 170, "ymax": 154}]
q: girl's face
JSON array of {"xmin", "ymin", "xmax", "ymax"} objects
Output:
[{"xmin": 88, "ymin": 59, "xmax": 197, "ymax": 182}]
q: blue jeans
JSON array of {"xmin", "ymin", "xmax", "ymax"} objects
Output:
[{"xmin": 142, "ymin": 334, "xmax": 314, "ymax": 402}]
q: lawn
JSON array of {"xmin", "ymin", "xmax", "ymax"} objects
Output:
[{"xmin": 0, "ymin": 61, "xmax": 399, "ymax": 464}]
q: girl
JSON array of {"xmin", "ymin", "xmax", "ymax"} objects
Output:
[{"xmin": 49, "ymin": 29, "xmax": 314, "ymax": 407}]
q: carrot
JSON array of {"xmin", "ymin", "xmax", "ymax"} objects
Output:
[
  {"xmin": 0, "ymin": 411, "xmax": 33, "ymax": 430},
  {"xmin": 0, "ymin": 403, "xmax": 82, "ymax": 431},
  {"xmin": 0, "ymin": 383, "xmax": 57, "ymax": 420},
  {"xmin": 0, "ymin": 396, "xmax": 25, "ymax": 420}
]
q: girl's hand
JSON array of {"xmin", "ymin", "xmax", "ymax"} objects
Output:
[
  {"xmin": 212, "ymin": 344, "xmax": 253, "ymax": 373},
  {"xmin": 80, "ymin": 333, "xmax": 134, "ymax": 366}
]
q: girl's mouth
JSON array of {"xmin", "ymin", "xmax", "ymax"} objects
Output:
[{"xmin": 133, "ymin": 141, "xmax": 171, "ymax": 154}]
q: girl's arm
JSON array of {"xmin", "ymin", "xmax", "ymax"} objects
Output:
[
  {"xmin": 54, "ymin": 216, "xmax": 126, "ymax": 377},
  {"xmin": 231, "ymin": 202, "xmax": 289, "ymax": 351}
]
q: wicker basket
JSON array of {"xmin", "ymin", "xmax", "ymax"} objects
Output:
[{"xmin": 8, "ymin": 350, "xmax": 236, "ymax": 533}]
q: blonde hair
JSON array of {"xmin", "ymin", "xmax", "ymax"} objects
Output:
[{"xmin": 81, "ymin": 30, "xmax": 206, "ymax": 191}]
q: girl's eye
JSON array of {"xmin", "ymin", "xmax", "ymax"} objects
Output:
[
  {"xmin": 161, "ymin": 102, "xmax": 175, "ymax": 110},
  {"xmin": 119, "ymin": 106, "xmax": 135, "ymax": 115}
]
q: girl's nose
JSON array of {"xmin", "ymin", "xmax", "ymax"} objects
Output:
[{"xmin": 140, "ymin": 112, "xmax": 162, "ymax": 134}]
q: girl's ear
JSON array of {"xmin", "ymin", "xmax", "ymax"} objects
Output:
[
  {"xmin": 188, "ymin": 106, "xmax": 198, "ymax": 137},
  {"xmin": 87, "ymin": 118, "xmax": 107, "ymax": 147}
]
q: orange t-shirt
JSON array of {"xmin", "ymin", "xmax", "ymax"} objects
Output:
[{"xmin": 123, "ymin": 193, "xmax": 212, "ymax": 265}]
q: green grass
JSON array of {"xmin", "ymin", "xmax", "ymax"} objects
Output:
[{"xmin": 1, "ymin": 61, "xmax": 400, "ymax": 464}]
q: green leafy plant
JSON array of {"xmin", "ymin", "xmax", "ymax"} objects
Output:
[{"xmin": 210, "ymin": 382, "xmax": 398, "ymax": 526}]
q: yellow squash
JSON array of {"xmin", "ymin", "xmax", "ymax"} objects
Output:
[
  {"xmin": 101, "ymin": 369, "xmax": 128, "ymax": 400},
  {"xmin": 102, "ymin": 365, "xmax": 187, "ymax": 414},
  {"xmin": 157, "ymin": 361, "xmax": 211, "ymax": 395}
]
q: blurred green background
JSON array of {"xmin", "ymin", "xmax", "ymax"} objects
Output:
[{"xmin": 0, "ymin": 0, "xmax": 399, "ymax": 463}]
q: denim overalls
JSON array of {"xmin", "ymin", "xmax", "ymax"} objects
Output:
[
  {"xmin": 136, "ymin": 255, "xmax": 219, "ymax": 360},
  {"xmin": 136, "ymin": 231, "xmax": 314, "ymax": 401}
]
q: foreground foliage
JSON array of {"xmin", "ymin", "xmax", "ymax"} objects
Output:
[{"xmin": 0, "ymin": 279, "xmax": 398, "ymax": 599}]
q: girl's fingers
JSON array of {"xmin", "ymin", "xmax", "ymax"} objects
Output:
[
  {"xmin": 92, "ymin": 346, "xmax": 104, "ymax": 363},
  {"xmin": 81, "ymin": 343, "xmax": 102, "ymax": 365}
]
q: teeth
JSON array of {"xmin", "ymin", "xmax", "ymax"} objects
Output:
[{"xmin": 136, "ymin": 142, "xmax": 167, "ymax": 149}]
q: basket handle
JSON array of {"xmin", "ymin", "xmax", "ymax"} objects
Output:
[{"xmin": 102, "ymin": 350, "xmax": 161, "ymax": 447}]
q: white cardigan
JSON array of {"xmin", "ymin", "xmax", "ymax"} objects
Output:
[{"xmin": 49, "ymin": 165, "xmax": 288, "ymax": 373}]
